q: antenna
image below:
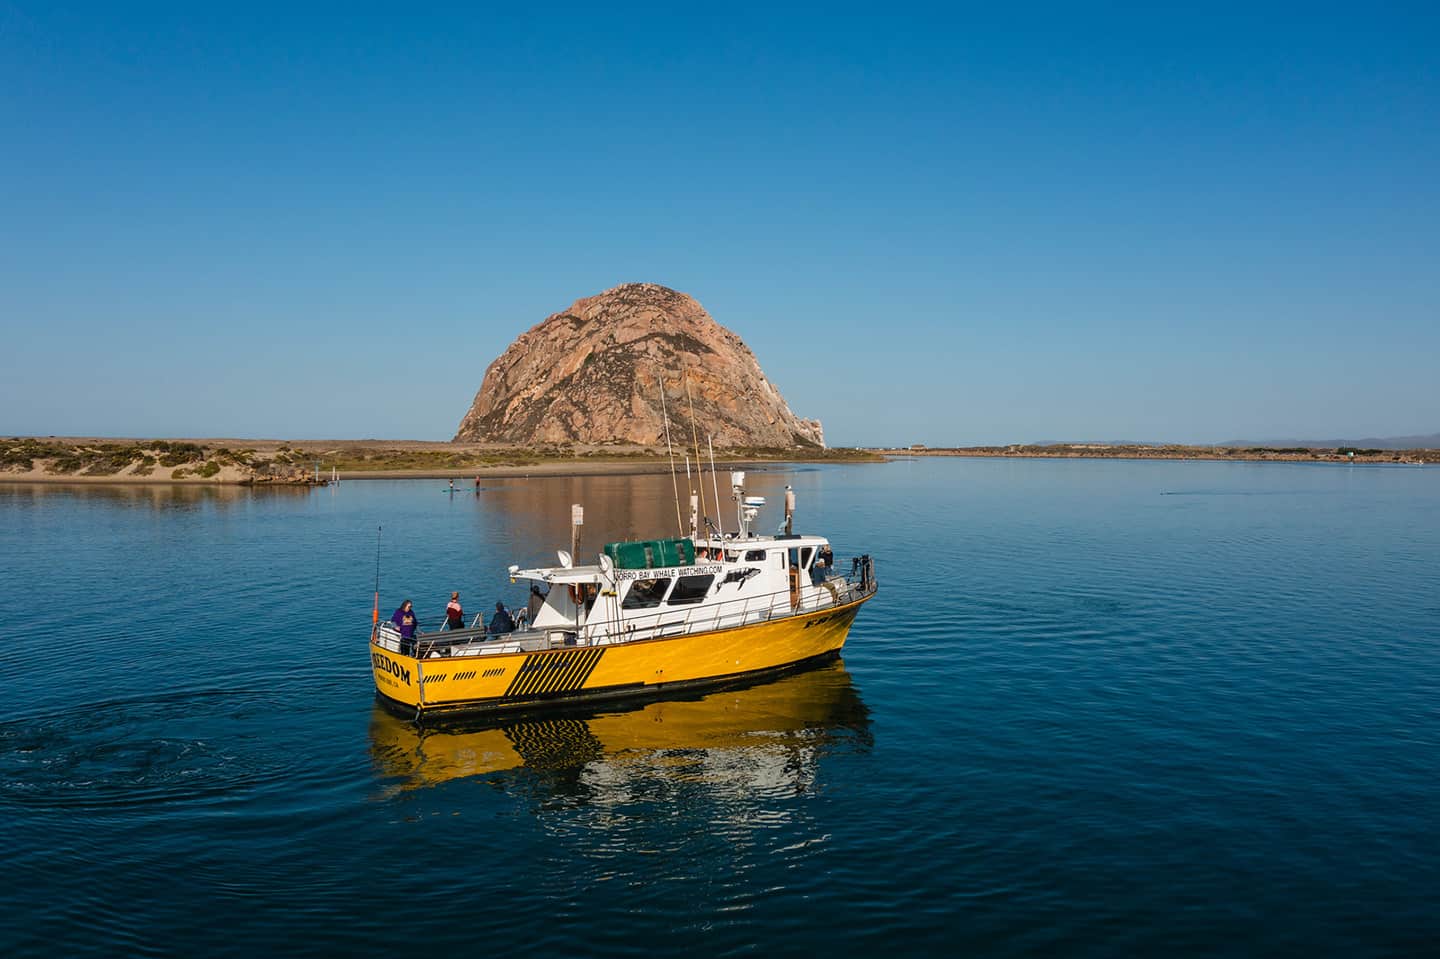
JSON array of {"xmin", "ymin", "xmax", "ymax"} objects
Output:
[
  {"xmin": 683, "ymin": 367, "xmax": 708, "ymax": 543},
  {"xmin": 658, "ymin": 374, "xmax": 684, "ymax": 538}
]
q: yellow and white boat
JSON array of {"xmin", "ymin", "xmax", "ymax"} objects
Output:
[{"xmin": 369, "ymin": 472, "xmax": 877, "ymax": 717}]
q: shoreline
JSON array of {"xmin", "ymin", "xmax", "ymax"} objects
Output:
[
  {"xmin": 0, "ymin": 459, "xmax": 854, "ymax": 486},
  {"xmin": 4, "ymin": 437, "xmax": 1435, "ymax": 486},
  {"xmin": 0, "ymin": 438, "xmax": 882, "ymax": 486},
  {"xmin": 6, "ymin": 453, "xmax": 1431, "ymax": 486},
  {"xmin": 879, "ymin": 445, "xmax": 1439, "ymax": 465}
]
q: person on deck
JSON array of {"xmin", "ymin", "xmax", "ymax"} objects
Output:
[
  {"xmin": 527, "ymin": 584, "xmax": 547, "ymax": 622},
  {"xmin": 391, "ymin": 599, "xmax": 419, "ymax": 654},
  {"xmin": 445, "ymin": 592, "xmax": 465, "ymax": 630},
  {"xmin": 488, "ymin": 601, "xmax": 516, "ymax": 635},
  {"xmin": 810, "ymin": 557, "xmax": 828, "ymax": 586}
]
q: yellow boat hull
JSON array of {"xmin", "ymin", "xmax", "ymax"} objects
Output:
[
  {"xmin": 367, "ymin": 660, "xmax": 870, "ymax": 790},
  {"xmin": 370, "ymin": 592, "xmax": 871, "ymax": 716}
]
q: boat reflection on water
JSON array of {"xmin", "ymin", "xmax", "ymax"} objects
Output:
[{"xmin": 368, "ymin": 660, "xmax": 872, "ymax": 797}]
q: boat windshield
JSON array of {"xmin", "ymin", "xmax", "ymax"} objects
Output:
[
  {"xmin": 622, "ymin": 578, "xmax": 671, "ymax": 609},
  {"xmin": 667, "ymin": 574, "xmax": 714, "ymax": 605}
]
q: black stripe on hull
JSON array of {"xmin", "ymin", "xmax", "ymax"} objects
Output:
[
  {"xmin": 503, "ymin": 647, "xmax": 606, "ymax": 698},
  {"xmin": 377, "ymin": 649, "xmax": 845, "ymax": 722}
]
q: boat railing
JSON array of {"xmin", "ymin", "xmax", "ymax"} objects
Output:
[
  {"xmin": 375, "ymin": 619, "xmax": 548, "ymax": 658},
  {"xmin": 374, "ymin": 605, "xmax": 531, "ymax": 642},
  {"xmin": 372, "ymin": 556, "xmax": 877, "ymax": 659}
]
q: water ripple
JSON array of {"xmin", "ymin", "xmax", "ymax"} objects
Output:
[{"xmin": 0, "ymin": 688, "xmax": 305, "ymax": 811}]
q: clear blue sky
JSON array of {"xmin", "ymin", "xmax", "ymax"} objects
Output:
[{"xmin": 3, "ymin": 2, "xmax": 1436, "ymax": 445}]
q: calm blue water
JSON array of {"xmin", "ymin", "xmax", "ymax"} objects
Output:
[{"xmin": 2, "ymin": 459, "xmax": 1437, "ymax": 957}]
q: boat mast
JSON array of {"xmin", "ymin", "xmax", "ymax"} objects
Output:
[
  {"xmin": 657, "ymin": 373, "xmax": 684, "ymax": 539},
  {"xmin": 683, "ymin": 368, "xmax": 709, "ymax": 542},
  {"xmin": 707, "ymin": 433, "xmax": 725, "ymax": 542},
  {"xmin": 684, "ymin": 454, "xmax": 696, "ymax": 538}
]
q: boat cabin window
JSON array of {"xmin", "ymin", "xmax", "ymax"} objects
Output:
[
  {"xmin": 745, "ymin": 549, "xmax": 766, "ymax": 562},
  {"xmin": 667, "ymin": 574, "xmax": 714, "ymax": 605},
  {"xmin": 800, "ymin": 547, "xmax": 814, "ymax": 569},
  {"xmin": 622, "ymin": 578, "xmax": 671, "ymax": 609}
]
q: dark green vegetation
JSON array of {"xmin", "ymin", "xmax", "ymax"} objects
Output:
[
  {"xmin": 1242, "ymin": 447, "xmax": 1314, "ymax": 455},
  {"xmin": 0, "ymin": 440, "xmax": 234, "ymax": 475},
  {"xmin": 317, "ymin": 447, "xmax": 544, "ymax": 471},
  {"xmin": 1, "ymin": 439, "xmax": 76, "ymax": 471},
  {"xmin": 0, "ymin": 438, "xmax": 309, "ymax": 481},
  {"xmin": 723, "ymin": 445, "xmax": 858, "ymax": 459}
]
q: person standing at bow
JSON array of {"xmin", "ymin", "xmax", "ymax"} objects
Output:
[{"xmin": 390, "ymin": 599, "xmax": 419, "ymax": 655}]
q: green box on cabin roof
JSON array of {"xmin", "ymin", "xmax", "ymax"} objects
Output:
[{"xmin": 603, "ymin": 537, "xmax": 695, "ymax": 569}]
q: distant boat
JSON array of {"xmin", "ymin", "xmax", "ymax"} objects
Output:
[{"xmin": 370, "ymin": 473, "xmax": 877, "ymax": 717}]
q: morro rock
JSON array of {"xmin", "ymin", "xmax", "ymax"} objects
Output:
[{"xmin": 454, "ymin": 283, "xmax": 824, "ymax": 448}]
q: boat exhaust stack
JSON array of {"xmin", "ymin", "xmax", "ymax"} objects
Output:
[{"xmin": 784, "ymin": 486, "xmax": 795, "ymax": 535}]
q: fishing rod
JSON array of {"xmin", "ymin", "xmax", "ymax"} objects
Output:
[
  {"xmin": 658, "ymin": 373, "xmax": 684, "ymax": 539},
  {"xmin": 708, "ymin": 433, "xmax": 725, "ymax": 542},
  {"xmin": 371, "ymin": 525, "xmax": 382, "ymax": 641},
  {"xmin": 683, "ymin": 367, "xmax": 708, "ymax": 542}
]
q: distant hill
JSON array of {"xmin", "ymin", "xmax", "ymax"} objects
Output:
[{"xmin": 1222, "ymin": 433, "xmax": 1440, "ymax": 450}]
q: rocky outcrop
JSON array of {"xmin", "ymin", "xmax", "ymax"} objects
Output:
[{"xmin": 454, "ymin": 283, "xmax": 824, "ymax": 448}]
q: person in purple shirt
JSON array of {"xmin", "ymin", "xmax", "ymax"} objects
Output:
[{"xmin": 390, "ymin": 599, "xmax": 418, "ymax": 654}]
